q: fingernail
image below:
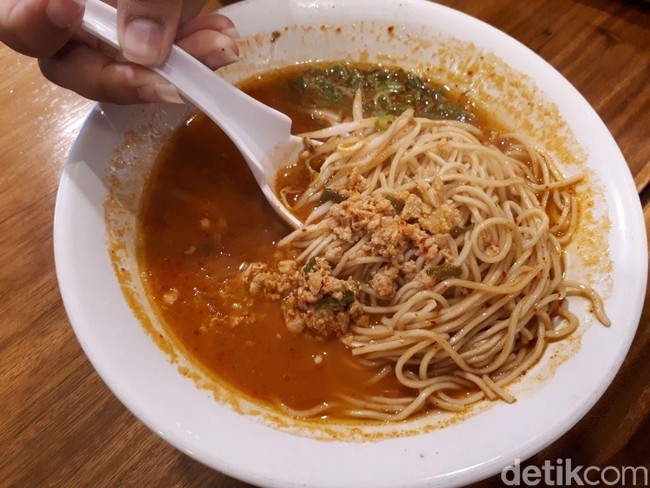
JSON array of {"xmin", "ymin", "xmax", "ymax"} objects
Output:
[
  {"xmin": 221, "ymin": 27, "xmax": 241, "ymax": 40},
  {"xmin": 122, "ymin": 18, "xmax": 164, "ymax": 66},
  {"xmin": 138, "ymin": 83, "xmax": 184, "ymax": 104},
  {"xmin": 206, "ymin": 46, "xmax": 240, "ymax": 70},
  {"xmin": 47, "ymin": 0, "xmax": 85, "ymax": 28}
]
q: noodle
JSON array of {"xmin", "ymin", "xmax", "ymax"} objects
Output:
[{"xmin": 242, "ymin": 100, "xmax": 610, "ymax": 421}]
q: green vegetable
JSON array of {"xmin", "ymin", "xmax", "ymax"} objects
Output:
[
  {"xmin": 427, "ymin": 263, "xmax": 462, "ymax": 280},
  {"xmin": 450, "ymin": 223, "xmax": 475, "ymax": 238},
  {"xmin": 380, "ymin": 81, "xmax": 404, "ymax": 92},
  {"xmin": 320, "ymin": 188, "xmax": 348, "ymax": 204},
  {"xmin": 303, "ymin": 256, "xmax": 317, "ymax": 273},
  {"xmin": 315, "ymin": 290, "xmax": 355, "ymax": 310},
  {"xmin": 374, "ymin": 114, "xmax": 396, "ymax": 130},
  {"xmin": 293, "ymin": 76, "xmax": 308, "ymax": 93},
  {"xmin": 290, "ymin": 64, "xmax": 473, "ymax": 122},
  {"xmin": 326, "ymin": 64, "xmax": 348, "ymax": 80},
  {"xmin": 341, "ymin": 290, "xmax": 355, "ymax": 305},
  {"xmin": 385, "ymin": 194, "xmax": 405, "ymax": 213}
]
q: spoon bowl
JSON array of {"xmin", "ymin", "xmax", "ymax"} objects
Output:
[{"xmin": 81, "ymin": 0, "xmax": 302, "ymax": 229}]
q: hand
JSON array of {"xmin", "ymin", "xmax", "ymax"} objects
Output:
[{"xmin": 0, "ymin": 0, "xmax": 240, "ymax": 104}]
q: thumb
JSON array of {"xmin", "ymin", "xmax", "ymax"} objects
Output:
[
  {"xmin": 117, "ymin": 0, "xmax": 183, "ymax": 67},
  {"xmin": 0, "ymin": 0, "xmax": 85, "ymax": 58}
]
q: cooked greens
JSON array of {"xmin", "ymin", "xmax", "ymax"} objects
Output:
[
  {"xmin": 315, "ymin": 290, "xmax": 356, "ymax": 310},
  {"xmin": 303, "ymin": 256, "xmax": 317, "ymax": 273},
  {"xmin": 292, "ymin": 64, "xmax": 472, "ymax": 122},
  {"xmin": 450, "ymin": 223, "xmax": 475, "ymax": 238},
  {"xmin": 320, "ymin": 188, "xmax": 349, "ymax": 204},
  {"xmin": 427, "ymin": 263, "xmax": 462, "ymax": 280}
]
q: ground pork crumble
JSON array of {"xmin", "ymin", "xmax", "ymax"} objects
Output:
[
  {"xmin": 243, "ymin": 257, "xmax": 367, "ymax": 339},
  {"xmin": 242, "ymin": 172, "xmax": 463, "ymax": 340}
]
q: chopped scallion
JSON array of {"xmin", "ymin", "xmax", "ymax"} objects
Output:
[
  {"xmin": 320, "ymin": 188, "xmax": 348, "ymax": 204},
  {"xmin": 427, "ymin": 263, "xmax": 462, "ymax": 280},
  {"xmin": 385, "ymin": 194, "xmax": 405, "ymax": 213},
  {"xmin": 303, "ymin": 256, "xmax": 317, "ymax": 273},
  {"xmin": 374, "ymin": 114, "xmax": 396, "ymax": 130},
  {"xmin": 450, "ymin": 222, "xmax": 474, "ymax": 238},
  {"xmin": 315, "ymin": 290, "xmax": 355, "ymax": 309}
]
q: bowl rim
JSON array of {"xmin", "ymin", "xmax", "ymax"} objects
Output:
[{"xmin": 54, "ymin": 1, "xmax": 647, "ymax": 487}]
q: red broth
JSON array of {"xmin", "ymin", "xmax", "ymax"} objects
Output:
[{"xmin": 138, "ymin": 64, "xmax": 482, "ymax": 416}]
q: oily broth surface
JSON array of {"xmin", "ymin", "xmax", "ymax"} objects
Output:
[
  {"xmin": 138, "ymin": 96, "xmax": 414, "ymax": 414},
  {"xmin": 138, "ymin": 63, "xmax": 572, "ymax": 418},
  {"xmin": 140, "ymin": 63, "xmax": 466, "ymax": 416}
]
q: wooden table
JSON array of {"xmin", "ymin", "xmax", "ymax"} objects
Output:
[{"xmin": 1, "ymin": 1, "xmax": 648, "ymax": 486}]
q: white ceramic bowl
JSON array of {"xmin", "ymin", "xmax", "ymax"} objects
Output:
[{"xmin": 54, "ymin": 1, "xmax": 646, "ymax": 486}]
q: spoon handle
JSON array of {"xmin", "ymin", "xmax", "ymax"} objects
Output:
[{"xmin": 81, "ymin": 0, "xmax": 292, "ymax": 181}]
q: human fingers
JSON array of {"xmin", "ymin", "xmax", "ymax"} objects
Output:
[
  {"xmin": 176, "ymin": 30, "xmax": 238, "ymax": 70},
  {"xmin": 176, "ymin": 12, "xmax": 239, "ymax": 40},
  {"xmin": 176, "ymin": 14, "xmax": 240, "ymax": 70},
  {"xmin": 39, "ymin": 39, "xmax": 183, "ymax": 104},
  {"xmin": 117, "ymin": 0, "xmax": 188, "ymax": 67},
  {"xmin": 70, "ymin": 12, "xmax": 241, "ymax": 84},
  {"xmin": 38, "ymin": 4, "xmax": 241, "ymax": 105},
  {"xmin": 0, "ymin": 0, "xmax": 85, "ymax": 58}
]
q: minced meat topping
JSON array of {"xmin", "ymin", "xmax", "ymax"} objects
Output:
[{"xmin": 243, "ymin": 173, "xmax": 463, "ymax": 339}]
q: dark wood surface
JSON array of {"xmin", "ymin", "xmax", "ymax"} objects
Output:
[{"xmin": 0, "ymin": 1, "xmax": 648, "ymax": 486}]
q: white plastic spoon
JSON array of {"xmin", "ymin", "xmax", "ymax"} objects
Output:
[{"xmin": 81, "ymin": 0, "xmax": 302, "ymax": 228}]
